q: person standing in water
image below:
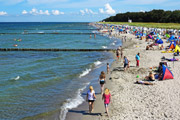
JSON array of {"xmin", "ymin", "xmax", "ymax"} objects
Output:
[
  {"xmin": 99, "ymin": 71, "xmax": 106, "ymax": 94},
  {"xmin": 102, "ymin": 88, "xmax": 111, "ymax": 116},
  {"xmin": 86, "ymin": 86, "xmax": 96, "ymax": 113}
]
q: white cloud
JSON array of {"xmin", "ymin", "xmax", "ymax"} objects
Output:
[
  {"xmin": 85, "ymin": 8, "xmax": 89, "ymax": 13},
  {"xmin": 52, "ymin": 10, "xmax": 64, "ymax": 15},
  {"xmin": 29, "ymin": 8, "xmax": 38, "ymax": 15},
  {"xmin": 44, "ymin": 10, "xmax": 50, "ymax": 15},
  {"xmin": 89, "ymin": 9, "xmax": 95, "ymax": 14},
  {"xmin": 22, "ymin": 10, "xmax": 28, "ymax": 14},
  {"xmin": 99, "ymin": 8, "xmax": 104, "ymax": 13},
  {"xmin": 105, "ymin": 3, "xmax": 115, "ymax": 15},
  {"xmin": 99, "ymin": 3, "xmax": 116, "ymax": 15},
  {"xmin": 28, "ymin": 8, "xmax": 51, "ymax": 15},
  {"xmin": 80, "ymin": 10, "xmax": 85, "ymax": 15},
  {"xmin": 0, "ymin": 11, "xmax": 7, "ymax": 16},
  {"xmin": 23, "ymin": 8, "xmax": 64, "ymax": 16},
  {"xmin": 80, "ymin": 8, "xmax": 97, "ymax": 15}
]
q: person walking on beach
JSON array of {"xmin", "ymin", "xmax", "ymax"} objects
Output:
[
  {"xmin": 120, "ymin": 48, "xmax": 123, "ymax": 59},
  {"xmin": 124, "ymin": 36, "xmax": 127, "ymax": 42},
  {"xmin": 123, "ymin": 56, "xmax": 129, "ymax": 71},
  {"xmin": 102, "ymin": 88, "xmax": 111, "ymax": 116},
  {"xmin": 116, "ymin": 48, "xmax": 120, "ymax": 61},
  {"xmin": 86, "ymin": 86, "xmax": 96, "ymax": 113},
  {"xmin": 99, "ymin": 71, "xmax": 106, "ymax": 94},
  {"xmin": 135, "ymin": 53, "xmax": 140, "ymax": 67},
  {"xmin": 107, "ymin": 63, "xmax": 110, "ymax": 74}
]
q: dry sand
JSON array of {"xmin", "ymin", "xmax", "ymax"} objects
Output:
[{"xmin": 81, "ymin": 33, "xmax": 180, "ymax": 120}]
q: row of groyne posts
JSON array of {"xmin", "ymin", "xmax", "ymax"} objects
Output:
[{"xmin": 0, "ymin": 48, "xmax": 115, "ymax": 52}]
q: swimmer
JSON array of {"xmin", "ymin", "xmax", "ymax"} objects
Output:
[{"xmin": 13, "ymin": 44, "xmax": 18, "ymax": 47}]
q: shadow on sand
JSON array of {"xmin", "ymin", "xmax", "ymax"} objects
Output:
[{"xmin": 68, "ymin": 110, "xmax": 101, "ymax": 116}]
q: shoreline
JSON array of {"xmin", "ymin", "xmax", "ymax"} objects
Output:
[
  {"xmin": 80, "ymin": 33, "xmax": 140, "ymax": 120},
  {"xmin": 66, "ymin": 23, "xmax": 180, "ymax": 120},
  {"xmin": 65, "ymin": 29, "xmax": 136, "ymax": 120}
]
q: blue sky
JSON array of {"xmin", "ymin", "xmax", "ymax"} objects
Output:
[{"xmin": 0, "ymin": 0, "xmax": 180, "ymax": 22}]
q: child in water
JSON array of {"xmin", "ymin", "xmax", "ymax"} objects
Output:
[{"xmin": 102, "ymin": 88, "xmax": 111, "ymax": 116}]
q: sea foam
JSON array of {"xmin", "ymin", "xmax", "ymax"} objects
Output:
[
  {"xmin": 79, "ymin": 69, "xmax": 91, "ymax": 78},
  {"xmin": 38, "ymin": 31, "xmax": 44, "ymax": 34},
  {"xmin": 59, "ymin": 83, "xmax": 89, "ymax": 120},
  {"xmin": 102, "ymin": 46, "xmax": 107, "ymax": 49},
  {"xmin": 94, "ymin": 61, "xmax": 102, "ymax": 66},
  {"xmin": 14, "ymin": 76, "xmax": 20, "ymax": 80},
  {"xmin": 111, "ymin": 42, "xmax": 115, "ymax": 45}
]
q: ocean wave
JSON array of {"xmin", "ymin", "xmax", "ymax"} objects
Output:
[
  {"xmin": 12, "ymin": 76, "xmax": 20, "ymax": 80},
  {"xmin": 79, "ymin": 69, "xmax": 91, "ymax": 78},
  {"xmin": 59, "ymin": 83, "xmax": 89, "ymax": 120},
  {"xmin": 92, "ymin": 30, "xmax": 99, "ymax": 34},
  {"xmin": 111, "ymin": 42, "xmax": 115, "ymax": 45},
  {"xmin": 94, "ymin": 61, "xmax": 102, "ymax": 66},
  {"xmin": 38, "ymin": 31, "xmax": 44, "ymax": 34},
  {"xmin": 102, "ymin": 46, "xmax": 107, "ymax": 49}
]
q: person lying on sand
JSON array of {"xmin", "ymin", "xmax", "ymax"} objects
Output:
[
  {"xmin": 146, "ymin": 44, "xmax": 154, "ymax": 50},
  {"xmin": 161, "ymin": 56, "xmax": 179, "ymax": 61},
  {"xmin": 144, "ymin": 72, "xmax": 155, "ymax": 81},
  {"xmin": 165, "ymin": 48, "xmax": 173, "ymax": 52},
  {"xmin": 135, "ymin": 80, "xmax": 154, "ymax": 85}
]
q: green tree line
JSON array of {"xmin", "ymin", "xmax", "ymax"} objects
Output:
[{"xmin": 103, "ymin": 10, "xmax": 180, "ymax": 23}]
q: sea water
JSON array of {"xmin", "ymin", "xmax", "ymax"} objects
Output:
[{"xmin": 0, "ymin": 22, "xmax": 122, "ymax": 120}]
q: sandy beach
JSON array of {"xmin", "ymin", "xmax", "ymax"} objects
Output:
[{"xmin": 68, "ymin": 26, "xmax": 180, "ymax": 120}]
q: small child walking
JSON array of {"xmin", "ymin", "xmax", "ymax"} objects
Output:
[{"xmin": 102, "ymin": 88, "xmax": 112, "ymax": 116}]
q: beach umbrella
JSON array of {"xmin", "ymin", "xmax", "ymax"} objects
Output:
[{"xmin": 156, "ymin": 39, "xmax": 163, "ymax": 44}]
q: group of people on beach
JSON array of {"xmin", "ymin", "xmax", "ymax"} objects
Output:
[
  {"xmin": 86, "ymin": 22, "xmax": 178, "ymax": 118},
  {"xmin": 116, "ymin": 46, "xmax": 140, "ymax": 71},
  {"xmin": 86, "ymin": 47, "xmax": 141, "ymax": 116},
  {"xmin": 86, "ymin": 70, "xmax": 112, "ymax": 116},
  {"xmin": 86, "ymin": 86, "xmax": 111, "ymax": 116},
  {"xmin": 86, "ymin": 68, "xmax": 112, "ymax": 116}
]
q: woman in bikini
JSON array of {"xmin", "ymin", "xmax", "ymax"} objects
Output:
[{"xmin": 99, "ymin": 71, "xmax": 106, "ymax": 95}]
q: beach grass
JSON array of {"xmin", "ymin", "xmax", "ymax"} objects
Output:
[{"xmin": 98, "ymin": 22, "xmax": 180, "ymax": 30}]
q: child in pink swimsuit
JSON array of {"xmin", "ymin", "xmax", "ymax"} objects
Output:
[{"xmin": 102, "ymin": 88, "xmax": 111, "ymax": 116}]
